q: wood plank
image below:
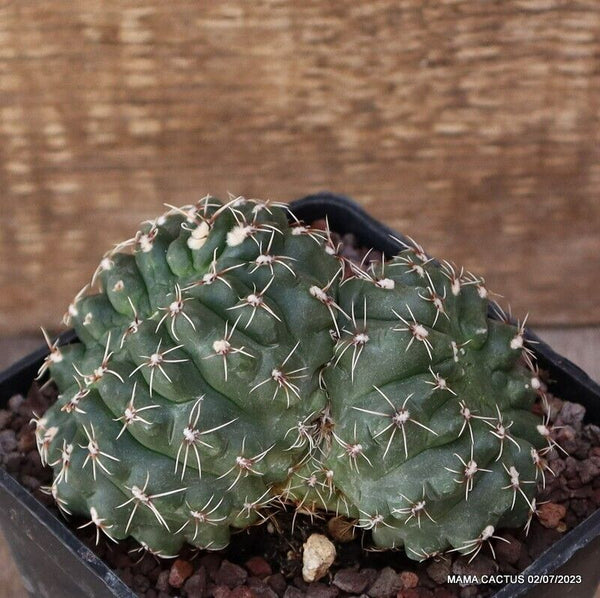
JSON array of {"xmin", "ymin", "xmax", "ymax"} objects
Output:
[{"xmin": 1, "ymin": 1, "xmax": 599, "ymax": 332}]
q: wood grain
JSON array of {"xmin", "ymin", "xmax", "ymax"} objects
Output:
[{"xmin": 1, "ymin": 1, "xmax": 599, "ymax": 333}]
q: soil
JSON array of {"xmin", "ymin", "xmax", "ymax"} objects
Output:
[{"xmin": 2, "ymin": 229, "xmax": 600, "ymax": 598}]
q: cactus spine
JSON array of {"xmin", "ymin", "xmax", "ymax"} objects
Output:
[{"xmin": 36, "ymin": 196, "xmax": 552, "ymax": 561}]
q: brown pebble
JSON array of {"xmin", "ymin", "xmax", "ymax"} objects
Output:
[
  {"xmin": 425, "ymin": 560, "xmax": 451, "ymax": 586},
  {"xmin": 0, "ymin": 429, "xmax": 17, "ymax": 453},
  {"xmin": 557, "ymin": 402, "xmax": 585, "ymax": 430},
  {"xmin": 201, "ymin": 553, "xmax": 223, "ymax": 581},
  {"xmin": 248, "ymin": 577, "xmax": 278, "ymax": 598},
  {"xmin": 133, "ymin": 573, "xmax": 150, "ymax": 594},
  {"xmin": 537, "ymin": 502, "xmax": 567, "ymax": 529},
  {"xmin": 0, "ymin": 410, "xmax": 12, "ymax": 429},
  {"xmin": 114, "ymin": 551, "xmax": 133, "ymax": 569},
  {"xmin": 306, "ymin": 582, "xmax": 338, "ymax": 598},
  {"xmin": 452, "ymin": 555, "xmax": 496, "ymax": 579},
  {"xmin": 267, "ymin": 573, "xmax": 287, "ymax": 597},
  {"xmin": 17, "ymin": 429, "xmax": 36, "ymax": 453},
  {"xmin": 367, "ymin": 568, "xmax": 402, "ymax": 598},
  {"xmin": 138, "ymin": 553, "xmax": 157, "ymax": 575},
  {"xmin": 283, "ymin": 587, "xmax": 305, "ymax": 598},
  {"xmin": 9, "ymin": 416, "xmax": 25, "ymax": 433},
  {"xmin": 333, "ymin": 569, "xmax": 370, "ymax": 594},
  {"xmin": 119, "ymin": 568, "xmax": 134, "ymax": 587},
  {"xmin": 156, "ymin": 570, "xmax": 170, "ymax": 592},
  {"xmin": 578, "ymin": 459, "xmax": 599, "ymax": 484},
  {"xmin": 4, "ymin": 451, "xmax": 22, "ymax": 472},
  {"xmin": 20, "ymin": 474, "xmax": 40, "ymax": 492},
  {"xmin": 293, "ymin": 575, "xmax": 309, "ymax": 591},
  {"xmin": 310, "ymin": 219, "xmax": 328, "ymax": 231},
  {"xmin": 246, "ymin": 556, "xmax": 272, "ymax": 579},
  {"xmin": 169, "ymin": 559, "xmax": 194, "ymax": 588},
  {"xmin": 493, "ymin": 534, "xmax": 522, "ymax": 565},
  {"xmin": 216, "ymin": 560, "xmax": 248, "ymax": 589},
  {"xmin": 396, "ymin": 590, "xmax": 419, "ymax": 598},
  {"xmin": 184, "ymin": 567, "xmax": 207, "ymax": 598},
  {"xmin": 8, "ymin": 395, "xmax": 24, "ymax": 412}
]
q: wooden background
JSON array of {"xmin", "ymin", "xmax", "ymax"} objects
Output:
[{"xmin": 1, "ymin": 0, "xmax": 600, "ymax": 335}]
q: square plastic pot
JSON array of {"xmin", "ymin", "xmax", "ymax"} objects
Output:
[{"xmin": 0, "ymin": 192, "xmax": 598, "ymax": 598}]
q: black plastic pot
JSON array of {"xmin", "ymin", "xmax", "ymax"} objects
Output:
[{"xmin": 0, "ymin": 192, "xmax": 598, "ymax": 598}]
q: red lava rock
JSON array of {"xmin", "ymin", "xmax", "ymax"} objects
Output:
[
  {"xmin": 556, "ymin": 427, "xmax": 577, "ymax": 453},
  {"xmin": 557, "ymin": 402, "xmax": 585, "ymax": 430},
  {"xmin": 526, "ymin": 523, "xmax": 561, "ymax": 559},
  {"xmin": 283, "ymin": 587, "xmax": 305, "ymax": 598},
  {"xmin": 0, "ymin": 410, "xmax": 12, "ymax": 429},
  {"xmin": 367, "ymin": 568, "xmax": 403, "ymax": 598},
  {"xmin": 310, "ymin": 219, "xmax": 328, "ymax": 231},
  {"xmin": 0, "ymin": 429, "xmax": 17, "ymax": 453},
  {"xmin": 333, "ymin": 569, "xmax": 370, "ymax": 594},
  {"xmin": 425, "ymin": 560, "xmax": 451, "ymax": 585},
  {"xmin": 399, "ymin": 572, "xmax": 419, "ymax": 589},
  {"xmin": 119, "ymin": 568, "xmax": 133, "ymax": 587},
  {"xmin": 7, "ymin": 395, "xmax": 23, "ymax": 412},
  {"xmin": 267, "ymin": 573, "xmax": 287, "ymax": 597},
  {"xmin": 451, "ymin": 555, "xmax": 496, "ymax": 580},
  {"xmin": 201, "ymin": 553, "xmax": 223, "ymax": 581},
  {"xmin": 114, "ymin": 551, "xmax": 133, "ymax": 569},
  {"xmin": 432, "ymin": 589, "xmax": 455, "ymax": 598},
  {"xmin": 138, "ymin": 553, "xmax": 157, "ymax": 575},
  {"xmin": 17, "ymin": 429, "xmax": 36, "ymax": 453},
  {"xmin": 184, "ymin": 568, "xmax": 208, "ymax": 598},
  {"xmin": 306, "ymin": 582, "xmax": 339, "ymax": 598},
  {"xmin": 169, "ymin": 559, "xmax": 194, "ymax": 588},
  {"xmin": 214, "ymin": 585, "xmax": 234, "ymax": 598},
  {"xmin": 396, "ymin": 590, "xmax": 419, "ymax": 598},
  {"xmin": 216, "ymin": 560, "xmax": 249, "ymax": 589},
  {"xmin": 537, "ymin": 502, "xmax": 567, "ymax": 529},
  {"xmin": 133, "ymin": 572, "xmax": 150, "ymax": 594},
  {"xmin": 156, "ymin": 569, "xmax": 170, "ymax": 592},
  {"xmin": 293, "ymin": 576, "xmax": 309, "ymax": 591},
  {"xmin": 20, "ymin": 474, "xmax": 40, "ymax": 492},
  {"xmin": 3, "ymin": 451, "xmax": 22, "ymax": 472},
  {"xmin": 246, "ymin": 556, "xmax": 273, "ymax": 579},
  {"xmin": 231, "ymin": 586, "xmax": 255, "ymax": 598},
  {"xmin": 493, "ymin": 534, "xmax": 522, "ymax": 565},
  {"xmin": 578, "ymin": 459, "xmax": 599, "ymax": 484},
  {"xmin": 248, "ymin": 577, "xmax": 278, "ymax": 598}
]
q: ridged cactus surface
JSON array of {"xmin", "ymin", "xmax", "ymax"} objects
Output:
[{"xmin": 35, "ymin": 197, "xmax": 551, "ymax": 561}]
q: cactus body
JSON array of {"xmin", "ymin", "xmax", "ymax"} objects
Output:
[{"xmin": 37, "ymin": 197, "xmax": 548, "ymax": 560}]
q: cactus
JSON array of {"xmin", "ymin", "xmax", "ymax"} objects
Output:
[{"xmin": 35, "ymin": 196, "xmax": 553, "ymax": 561}]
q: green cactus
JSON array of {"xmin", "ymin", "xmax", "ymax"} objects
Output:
[{"xmin": 35, "ymin": 196, "xmax": 554, "ymax": 561}]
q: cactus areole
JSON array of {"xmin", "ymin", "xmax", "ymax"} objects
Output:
[{"xmin": 35, "ymin": 196, "xmax": 554, "ymax": 561}]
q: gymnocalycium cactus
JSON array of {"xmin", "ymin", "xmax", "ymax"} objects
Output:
[{"xmin": 35, "ymin": 196, "xmax": 558, "ymax": 561}]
